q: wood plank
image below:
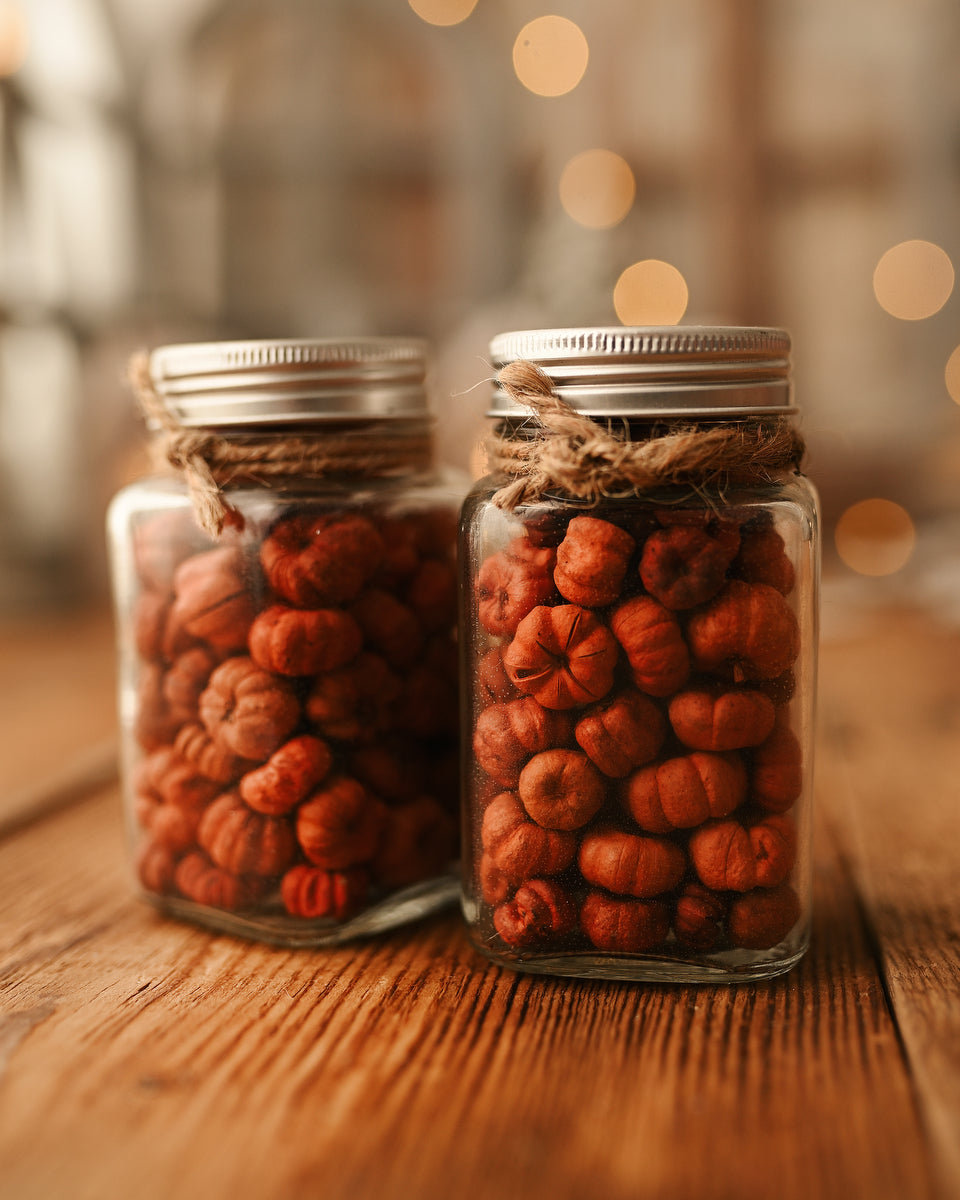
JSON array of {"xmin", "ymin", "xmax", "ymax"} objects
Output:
[
  {"xmin": 0, "ymin": 781, "xmax": 936, "ymax": 1200},
  {"xmin": 817, "ymin": 610, "xmax": 960, "ymax": 1198},
  {"xmin": 0, "ymin": 610, "xmax": 118, "ymax": 827}
]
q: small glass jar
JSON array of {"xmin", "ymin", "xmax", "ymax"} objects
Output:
[
  {"xmin": 108, "ymin": 338, "xmax": 463, "ymax": 946},
  {"xmin": 460, "ymin": 327, "xmax": 819, "ymax": 982}
]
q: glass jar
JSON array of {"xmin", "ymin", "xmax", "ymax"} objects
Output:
[
  {"xmin": 108, "ymin": 338, "xmax": 463, "ymax": 946},
  {"xmin": 460, "ymin": 327, "xmax": 819, "ymax": 982}
]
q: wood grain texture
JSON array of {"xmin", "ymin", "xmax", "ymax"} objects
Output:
[
  {"xmin": 0, "ymin": 610, "xmax": 117, "ymax": 826},
  {"xmin": 817, "ymin": 611, "xmax": 960, "ymax": 1198},
  {"xmin": 0, "ymin": 781, "xmax": 937, "ymax": 1200}
]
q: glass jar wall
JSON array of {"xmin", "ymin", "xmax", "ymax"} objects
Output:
[
  {"xmin": 459, "ymin": 328, "xmax": 819, "ymax": 982},
  {"xmin": 108, "ymin": 339, "xmax": 462, "ymax": 946}
]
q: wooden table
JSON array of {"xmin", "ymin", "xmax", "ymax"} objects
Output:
[{"xmin": 1, "ymin": 602, "xmax": 958, "ymax": 1200}]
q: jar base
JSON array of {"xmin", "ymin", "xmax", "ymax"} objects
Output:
[
  {"xmin": 142, "ymin": 874, "xmax": 460, "ymax": 948},
  {"xmin": 466, "ymin": 935, "xmax": 809, "ymax": 984}
]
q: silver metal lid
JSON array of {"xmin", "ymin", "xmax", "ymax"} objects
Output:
[
  {"xmin": 148, "ymin": 338, "xmax": 430, "ymax": 427},
  {"xmin": 488, "ymin": 326, "xmax": 794, "ymax": 418}
]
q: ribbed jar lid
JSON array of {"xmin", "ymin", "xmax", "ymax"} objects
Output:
[
  {"xmin": 148, "ymin": 337, "xmax": 430, "ymax": 427},
  {"xmin": 489, "ymin": 326, "xmax": 794, "ymax": 418}
]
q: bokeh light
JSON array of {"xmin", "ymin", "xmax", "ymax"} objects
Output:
[
  {"xmin": 513, "ymin": 16, "xmax": 588, "ymax": 97},
  {"xmin": 873, "ymin": 240, "xmax": 954, "ymax": 320},
  {"xmin": 613, "ymin": 260, "xmax": 689, "ymax": 325},
  {"xmin": 834, "ymin": 499, "xmax": 916, "ymax": 576},
  {"xmin": 559, "ymin": 149, "xmax": 636, "ymax": 229},
  {"xmin": 408, "ymin": 0, "xmax": 477, "ymax": 26},
  {"xmin": 945, "ymin": 346, "xmax": 960, "ymax": 406},
  {"xmin": 0, "ymin": 2, "xmax": 27, "ymax": 77}
]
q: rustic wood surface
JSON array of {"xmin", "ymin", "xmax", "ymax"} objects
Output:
[{"xmin": 0, "ymin": 603, "xmax": 957, "ymax": 1200}]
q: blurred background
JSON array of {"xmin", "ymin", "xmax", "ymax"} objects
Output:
[{"xmin": 0, "ymin": 0, "xmax": 957, "ymax": 613}]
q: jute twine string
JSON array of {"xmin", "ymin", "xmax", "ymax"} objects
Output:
[
  {"xmin": 487, "ymin": 360, "xmax": 805, "ymax": 511},
  {"xmin": 128, "ymin": 351, "xmax": 434, "ymax": 537}
]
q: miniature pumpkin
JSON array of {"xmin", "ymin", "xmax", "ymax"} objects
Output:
[
  {"xmin": 479, "ymin": 853, "xmax": 513, "ymax": 905},
  {"xmin": 132, "ymin": 510, "xmax": 199, "ymax": 592},
  {"xmin": 574, "ymin": 689, "xmax": 667, "ymax": 778},
  {"xmin": 668, "ymin": 686, "xmax": 776, "ymax": 751},
  {"xmin": 673, "ymin": 881, "xmax": 728, "ymax": 950},
  {"xmin": 735, "ymin": 524, "xmax": 795, "ymax": 595},
  {"xmin": 480, "ymin": 791, "xmax": 577, "ymax": 882},
  {"xmin": 174, "ymin": 850, "xmax": 266, "ymax": 910},
  {"xmin": 296, "ymin": 776, "xmax": 386, "ymax": 870},
  {"xmin": 473, "ymin": 697, "xmax": 573, "ymax": 788},
  {"xmin": 689, "ymin": 812, "xmax": 797, "ymax": 892},
  {"xmin": 280, "ymin": 863, "xmax": 370, "ymax": 920},
  {"xmin": 199, "ymin": 656, "xmax": 301, "ymax": 761},
  {"xmin": 350, "ymin": 588, "xmax": 424, "ymax": 669},
  {"xmin": 373, "ymin": 516, "xmax": 422, "ymax": 582},
  {"xmin": 393, "ymin": 662, "xmax": 459, "ymax": 739},
  {"xmin": 504, "ymin": 604, "xmax": 619, "ymax": 710},
  {"xmin": 639, "ymin": 523, "xmax": 740, "ymax": 610},
  {"xmin": 520, "ymin": 506, "xmax": 568, "ymax": 549},
  {"xmin": 493, "ymin": 878, "xmax": 577, "ymax": 948},
  {"xmin": 163, "ymin": 646, "xmax": 220, "ymax": 724},
  {"xmin": 728, "ymin": 883, "xmax": 801, "ymax": 949},
  {"xmin": 751, "ymin": 718, "xmax": 804, "ymax": 812},
  {"xmin": 136, "ymin": 838, "xmax": 179, "ymax": 895},
  {"xmin": 517, "ymin": 748, "xmax": 606, "ymax": 831},
  {"xmin": 174, "ymin": 722, "xmax": 256, "ymax": 784},
  {"xmin": 134, "ymin": 746, "xmax": 220, "ymax": 813},
  {"xmin": 554, "ymin": 516, "xmax": 636, "ymax": 608},
  {"xmin": 197, "ymin": 791, "xmax": 297, "ymax": 876},
  {"xmin": 304, "ymin": 652, "xmax": 401, "ymax": 743},
  {"xmin": 134, "ymin": 663, "xmax": 181, "ymax": 750},
  {"xmin": 249, "ymin": 604, "xmax": 362, "ymax": 677},
  {"xmin": 476, "ymin": 539, "xmax": 557, "ymax": 636},
  {"xmin": 260, "ymin": 511, "xmax": 384, "ymax": 607},
  {"xmin": 578, "ymin": 827, "xmax": 686, "ymax": 897},
  {"xmin": 406, "ymin": 558, "xmax": 457, "ymax": 633},
  {"xmin": 240, "ymin": 734, "xmax": 332, "ymax": 816},
  {"xmin": 371, "ymin": 795, "xmax": 458, "ymax": 888},
  {"xmin": 580, "ymin": 891, "xmax": 671, "ymax": 953},
  {"xmin": 686, "ymin": 580, "xmax": 799, "ymax": 680},
  {"xmin": 169, "ymin": 546, "xmax": 255, "ymax": 652},
  {"xmin": 620, "ymin": 750, "xmax": 746, "ymax": 832},
  {"xmin": 149, "ymin": 802, "xmax": 203, "ymax": 855},
  {"xmin": 609, "ymin": 596, "xmax": 690, "ymax": 697},
  {"xmin": 349, "ymin": 738, "xmax": 427, "ymax": 804},
  {"xmin": 133, "ymin": 590, "xmax": 172, "ymax": 662}
]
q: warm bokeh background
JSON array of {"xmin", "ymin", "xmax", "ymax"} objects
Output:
[{"xmin": 0, "ymin": 0, "xmax": 957, "ymax": 615}]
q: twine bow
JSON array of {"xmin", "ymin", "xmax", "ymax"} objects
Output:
[
  {"xmin": 128, "ymin": 351, "xmax": 433, "ymax": 538},
  {"xmin": 486, "ymin": 360, "xmax": 805, "ymax": 511}
]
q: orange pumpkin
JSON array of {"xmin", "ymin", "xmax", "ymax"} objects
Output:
[{"xmin": 504, "ymin": 604, "xmax": 619, "ymax": 710}]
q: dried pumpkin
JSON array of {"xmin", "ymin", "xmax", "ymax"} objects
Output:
[
  {"xmin": 504, "ymin": 604, "xmax": 619, "ymax": 710},
  {"xmin": 574, "ymin": 689, "xmax": 667, "ymax": 778},
  {"xmin": 686, "ymin": 580, "xmax": 799, "ymax": 680},
  {"xmin": 639, "ymin": 523, "xmax": 739, "ymax": 610},
  {"xmin": 493, "ymin": 879, "xmax": 577, "ymax": 948},
  {"xmin": 199, "ymin": 656, "xmax": 301, "ymax": 761},
  {"xmin": 249, "ymin": 604, "xmax": 363, "ymax": 677},
  {"xmin": 668, "ymin": 686, "xmax": 776, "ymax": 751},
  {"xmin": 620, "ymin": 750, "xmax": 746, "ymax": 832},
  {"xmin": 578, "ymin": 827, "xmax": 686, "ymax": 897},
  {"xmin": 260, "ymin": 511, "xmax": 384, "ymax": 607},
  {"xmin": 480, "ymin": 791, "xmax": 577, "ymax": 883},
  {"xmin": 610, "ymin": 595, "xmax": 690, "ymax": 697},
  {"xmin": 554, "ymin": 516, "xmax": 636, "ymax": 608},
  {"xmin": 473, "ymin": 697, "xmax": 573, "ymax": 788},
  {"xmin": 476, "ymin": 538, "xmax": 557, "ymax": 636}
]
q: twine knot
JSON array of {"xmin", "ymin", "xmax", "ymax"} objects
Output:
[{"xmin": 486, "ymin": 360, "xmax": 805, "ymax": 511}]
